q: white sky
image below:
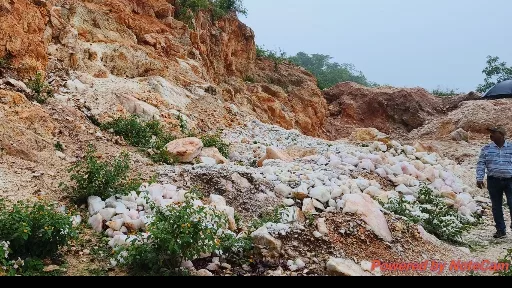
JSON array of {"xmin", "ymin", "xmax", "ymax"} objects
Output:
[{"xmin": 240, "ymin": 0, "xmax": 512, "ymax": 92}]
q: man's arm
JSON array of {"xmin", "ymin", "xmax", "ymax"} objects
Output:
[{"xmin": 476, "ymin": 147, "xmax": 486, "ymax": 187}]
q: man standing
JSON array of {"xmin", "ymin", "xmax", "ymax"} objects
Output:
[{"xmin": 477, "ymin": 126, "xmax": 512, "ymax": 239}]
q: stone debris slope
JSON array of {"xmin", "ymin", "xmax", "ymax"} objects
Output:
[{"xmin": 81, "ymin": 120, "xmax": 495, "ymax": 276}]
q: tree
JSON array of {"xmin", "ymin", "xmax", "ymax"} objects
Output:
[
  {"xmin": 476, "ymin": 55, "xmax": 512, "ymax": 93},
  {"xmin": 288, "ymin": 52, "xmax": 377, "ymax": 90}
]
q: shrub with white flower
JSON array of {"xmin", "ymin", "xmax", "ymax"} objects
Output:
[
  {"xmin": 111, "ymin": 190, "xmax": 253, "ymax": 275},
  {"xmin": 381, "ymin": 184, "xmax": 477, "ymax": 243}
]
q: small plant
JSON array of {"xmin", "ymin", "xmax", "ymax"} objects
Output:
[
  {"xmin": 201, "ymin": 133, "xmax": 230, "ymax": 158},
  {"xmin": 54, "ymin": 141, "xmax": 64, "ymax": 152},
  {"xmin": 249, "ymin": 205, "xmax": 285, "ymax": 233},
  {"xmin": 173, "ymin": 0, "xmax": 210, "ymax": 29},
  {"xmin": 256, "ymin": 45, "xmax": 288, "ymax": 72},
  {"xmin": 0, "ymin": 199, "xmax": 77, "ymax": 260},
  {"xmin": 62, "ymin": 144, "xmax": 142, "ymax": 204},
  {"xmin": 114, "ymin": 191, "xmax": 250, "ymax": 275},
  {"xmin": 0, "ymin": 53, "xmax": 12, "ymax": 69},
  {"xmin": 26, "ymin": 71, "xmax": 54, "ymax": 104},
  {"xmin": 303, "ymin": 211, "xmax": 316, "ymax": 227},
  {"xmin": 495, "ymin": 249, "xmax": 512, "ymax": 276},
  {"xmin": 243, "ymin": 74, "xmax": 255, "ymax": 83},
  {"xmin": 174, "ymin": 113, "xmax": 191, "ymax": 136}
]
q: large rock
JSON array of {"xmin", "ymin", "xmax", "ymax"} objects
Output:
[
  {"xmin": 349, "ymin": 128, "xmax": 390, "ymax": 142},
  {"xmin": 200, "ymin": 147, "xmax": 229, "ymax": 164},
  {"xmin": 250, "ymin": 226, "xmax": 282, "ymax": 254},
  {"xmin": 116, "ymin": 94, "xmax": 160, "ymax": 121},
  {"xmin": 165, "ymin": 137, "xmax": 203, "ymax": 163},
  {"xmin": 326, "ymin": 257, "xmax": 373, "ymax": 276},
  {"xmin": 341, "ymin": 194, "xmax": 393, "ymax": 242},
  {"xmin": 450, "ymin": 128, "xmax": 469, "ymax": 142},
  {"xmin": 257, "ymin": 146, "xmax": 293, "ymax": 167}
]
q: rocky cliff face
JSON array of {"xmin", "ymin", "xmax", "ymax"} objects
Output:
[
  {"xmin": 0, "ymin": 0, "xmax": 325, "ymax": 138},
  {"xmin": 322, "ymin": 82, "xmax": 478, "ymax": 140},
  {"xmin": 410, "ymin": 98, "xmax": 512, "ymax": 141}
]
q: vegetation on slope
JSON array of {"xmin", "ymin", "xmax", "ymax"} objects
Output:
[
  {"xmin": 255, "ymin": 45, "xmax": 378, "ymax": 90},
  {"xmin": 175, "ymin": 0, "xmax": 247, "ymax": 28}
]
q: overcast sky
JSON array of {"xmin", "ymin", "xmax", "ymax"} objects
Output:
[{"xmin": 239, "ymin": 0, "xmax": 511, "ymax": 93}]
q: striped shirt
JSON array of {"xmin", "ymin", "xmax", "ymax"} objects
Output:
[{"xmin": 476, "ymin": 141, "xmax": 512, "ymax": 181}]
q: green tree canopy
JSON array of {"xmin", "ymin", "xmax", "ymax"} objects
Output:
[
  {"xmin": 476, "ymin": 55, "xmax": 512, "ymax": 93},
  {"xmin": 288, "ymin": 52, "xmax": 378, "ymax": 90}
]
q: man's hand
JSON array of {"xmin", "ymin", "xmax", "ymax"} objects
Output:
[{"xmin": 477, "ymin": 181, "xmax": 486, "ymax": 189}]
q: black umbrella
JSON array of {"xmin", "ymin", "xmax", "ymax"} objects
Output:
[{"xmin": 482, "ymin": 80, "xmax": 512, "ymax": 99}]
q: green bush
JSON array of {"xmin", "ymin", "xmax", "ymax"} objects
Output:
[
  {"xmin": 0, "ymin": 199, "xmax": 77, "ymax": 260},
  {"xmin": 26, "ymin": 71, "xmax": 54, "ymax": 104},
  {"xmin": 62, "ymin": 144, "xmax": 142, "ymax": 204},
  {"xmin": 495, "ymin": 249, "xmax": 512, "ymax": 276},
  {"xmin": 101, "ymin": 115, "xmax": 178, "ymax": 164},
  {"xmin": 115, "ymin": 192, "xmax": 251, "ymax": 275},
  {"xmin": 432, "ymin": 87, "xmax": 459, "ymax": 97},
  {"xmin": 212, "ymin": 0, "xmax": 247, "ymax": 20},
  {"xmin": 288, "ymin": 52, "xmax": 378, "ymax": 90},
  {"xmin": 101, "ymin": 115, "xmax": 172, "ymax": 148},
  {"xmin": 201, "ymin": 133, "xmax": 230, "ymax": 158},
  {"xmin": 174, "ymin": 0, "xmax": 247, "ymax": 29},
  {"xmin": 382, "ymin": 184, "xmax": 476, "ymax": 243},
  {"xmin": 256, "ymin": 45, "xmax": 288, "ymax": 72}
]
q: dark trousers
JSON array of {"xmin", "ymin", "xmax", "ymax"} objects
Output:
[{"xmin": 488, "ymin": 176, "xmax": 512, "ymax": 232}]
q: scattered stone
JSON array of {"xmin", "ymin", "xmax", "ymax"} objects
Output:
[
  {"xmin": 450, "ymin": 128, "xmax": 469, "ymax": 142},
  {"xmin": 195, "ymin": 269, "xmax": 214, "ymax": 276},
  {"xmin": 326, "ymin": 257, "xmax": 373, "ymax": 276},
  {"xmin": 251, "ymin": 226, "xmax": 282, "ymax": 254},
  {"xmin": 55, "ymin": 151, "xmax": 66, "ymax": 159},
  {"xmin": 275, "ymin": 183, "xmax": 293, "ymax": 197},
  {"xmin": 316, "ymin": 218, "xmax": 329, "ymax": 235},
  {"xmin": 206, "ymin": 263, "xmax": 220, "ymax": 271}
]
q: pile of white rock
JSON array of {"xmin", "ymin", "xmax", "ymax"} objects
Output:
[
  {"xmin": 86, "ymin": 183, "xmax": 239, "ymax": 250},
  {"xmin": 221, "ymin": 120, "xmax": 484, "ymax": 242}
]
